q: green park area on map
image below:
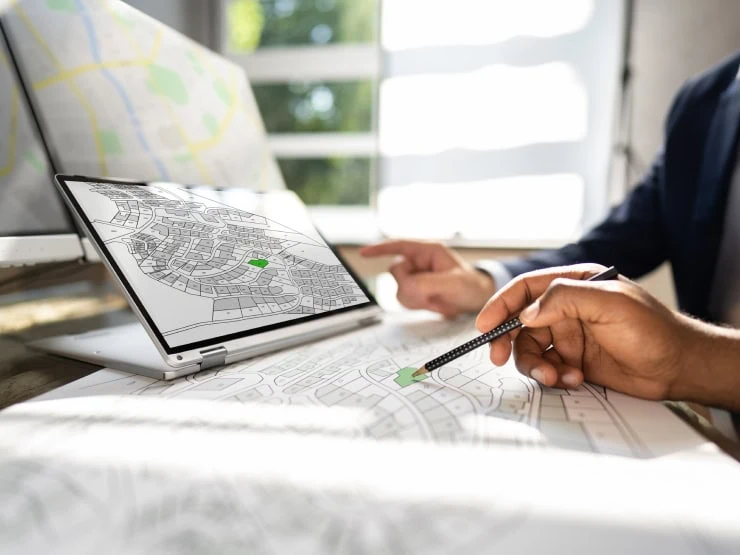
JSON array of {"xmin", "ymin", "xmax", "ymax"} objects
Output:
[
  {"xmin": 394, "ymin": 367, "xmax": 428, "ymax": 388},
  {"xmin": 248, "ymin": 259, "xmax": 269, "ymax": 269}
]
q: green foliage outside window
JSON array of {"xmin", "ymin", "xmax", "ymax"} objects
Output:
[
  {"xmin": 278, "ymin": 158, "xmax": 371, "ymax": 205},
  {"xmin": 228, "ymin": 0, "xmax": 377, "ymax": 51},
  {"xmin": 251, "ymin": 82, "xmax": 373, "ymax": 134},
  {"xmin": 227, "ymin": 0, "xmax": 377, "ymax": 206},
  {"xmin": 227, "ymin": 0, "xmax": 264, "ymax": 51}
]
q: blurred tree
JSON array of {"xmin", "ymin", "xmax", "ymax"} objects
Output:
[
  {"xmin": 227, "ymin": 0, "xmax": 265, "ymax": 51},
  {"xmin": 227, "ymin": 0, "xmax": 377, "ymax": 205},
  {"xmin": 278, "ymin": 158, "xmax": 370, "ymax": 205}
]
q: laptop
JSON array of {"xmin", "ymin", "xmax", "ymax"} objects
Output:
[{"xmin": 29, "ymin": 174, "xmax": 382, "ymax": 380}]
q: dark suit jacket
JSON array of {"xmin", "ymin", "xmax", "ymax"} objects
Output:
[{"xmin": 503, "ymin": 51, "xmax": 740, "ymax": 324}]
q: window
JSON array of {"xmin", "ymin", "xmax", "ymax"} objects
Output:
[
  {"xmin": 224, "ymin": 0, "xmax": 625, "ymax": 246},
  {"xmin": 378, "ymin": 0, "xmax": 625, "ymax": 245},
  {"xmin": 224, "ymin": 0, "xmax": 379, "ymax": 209}
]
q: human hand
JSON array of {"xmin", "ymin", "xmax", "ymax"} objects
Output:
[
  {"xmin": 475, "ymin": 264, "xmax": 693, "ymax": 401},
  {"xmin": 360, "ymin": 240, "xmax": 496, "ymax": 318}
]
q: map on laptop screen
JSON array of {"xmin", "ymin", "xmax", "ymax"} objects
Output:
[{"xmin": 63, "ymin": 179, "xmax": 370, "ymax": 349}]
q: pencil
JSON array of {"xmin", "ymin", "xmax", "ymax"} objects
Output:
[{"xmin": 412, "ymin": 266, "xmax": 619, "ymax": 377}]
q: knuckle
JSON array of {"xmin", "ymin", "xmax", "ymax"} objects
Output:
[
  {"xmin": 599, "ymin": 280, "xmax": 632, "ymax": 298},
  {"xmin": 428, "ymin": 241, "xmax": 447, "ymax": 254},
  {"xmin": 388, "ymin": 262, "xmax": 405, "ymax": 275},
  {"xmin": 599, "ymin": 281, "xmax": 623, "ymax": 294},
  {"xmin": 576, "ymin": 262, "xmax": 607, "ymax": 274},
  {"xmin": 547, "ymin": 278, "xmax": 571, "ymax": 296}
]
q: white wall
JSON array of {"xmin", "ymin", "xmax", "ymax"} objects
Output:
[{"xmin": 624, "ymin": 0, "xmax": 740, "ymax": 307}]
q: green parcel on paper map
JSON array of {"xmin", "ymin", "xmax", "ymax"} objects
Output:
[{"xmin": 394, "ymin": 367, "xmax": 428, "ymax": 388}]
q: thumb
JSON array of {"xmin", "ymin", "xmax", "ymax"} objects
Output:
[{"xmin": 519, "ymin": 279, "xmax": 625, "ymax": 328}]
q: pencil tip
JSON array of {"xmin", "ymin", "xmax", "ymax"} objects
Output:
[{"xmin": 412, "ymin": 366, "xmax": 428, "ymax": 378}]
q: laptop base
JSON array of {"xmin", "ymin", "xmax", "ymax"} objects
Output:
[{"xmin": 29, "ymin": 323, "xmax": 200, "ymax": 380}]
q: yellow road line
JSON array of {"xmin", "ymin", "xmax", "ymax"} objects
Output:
[
  {"xmin": 191, "ymin": 70, "xmax": 240, "ymax": 152},
  {"xmin": 33, "ymin": 32, "xmax": 163, "ymax": 90},
  {"xmin": 160, "ymin": 101, "xmax": 214, "ymax": 182},
  {"xmin": 0, "ymin": 89, "xmax": 19, "ymax": 178},
  {"xmin": 104, "ymin": 5, "xmax": 213, "ymax": 183},
  {"xmin": 14, "ymin": 5, "xmax": 108, "ymax": 174}
]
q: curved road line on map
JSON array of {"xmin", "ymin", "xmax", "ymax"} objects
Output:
[
  {"xmin": 14, "ymin": 5, "xmax": 108, "ymax": 174},
  {"xmin": 361, "ymin": 362, "xmax": 433, "ymax": 440},
  {"xmin": 75, "ymin": 0, "xmax": 170, "ymax": 180}
]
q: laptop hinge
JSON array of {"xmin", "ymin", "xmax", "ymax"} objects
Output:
[
  {"xmin": 199, "ymin": 346, "xmax": 227, "ymax": 370},
  {"xmin": 359, "ymin": 316, "xmax": 380, "ymax": 327}
]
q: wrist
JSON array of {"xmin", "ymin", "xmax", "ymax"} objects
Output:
[
  {"xmin": 473, "ymin": 260, "xmax": 511, "ymax": 293},
  {"xmin": 669, "ymin": 315, "xmax": 740, "ymax": 411},
  {"xmin": 474, "ymin": 267, "xmax": 496, "ymax": 290},
  {"xmin": 472, "ymin": 267, "xmax": 497, "ymax": 303}
]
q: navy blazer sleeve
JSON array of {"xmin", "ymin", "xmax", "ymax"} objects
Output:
[{"xmin": 501, "ymin": 82, "xmax": 692, "ymax": 280}]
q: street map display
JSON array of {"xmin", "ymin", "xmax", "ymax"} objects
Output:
[
  {"xmin": 66, "ymin": 179, "xmax": 369, "ymax": 348},
  {"xmin": 0, "ymin": 34, "xmax": 70, "ymax": 235},
  {"xmin": 4, "ymin": 0, "xmax": 284, "ymax": 189}
]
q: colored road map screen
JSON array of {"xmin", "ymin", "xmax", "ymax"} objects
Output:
[
  {"xmin": 60, "ymin": 178, "xmax": 372, "ymax": 351},
  {"xmin": 4, "ymin": 0, "xmax": 284, "ymax": 190},
  {"xmin": 0, "ymin": 29, "xmax": 70, "ymax": 236}
]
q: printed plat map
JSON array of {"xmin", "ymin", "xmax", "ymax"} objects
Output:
[
  {"xmin": 4, "ymin": 314, "xmax": 740, "ymax": 554},
  {"xmin": 35, "ymin": 312, "xmax": 703, "ymax": 458}
]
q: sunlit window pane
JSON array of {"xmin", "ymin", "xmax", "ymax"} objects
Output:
[
  {"xmin": 382, "ymin": 0, "xmax": 594, "ymax": 50},
  {"xmin": 378, "ymin": 174, "xmax": 584, "ymax": 242},
  {"xmin": 380, "ymin": 63, "xmax": 587, "ymax": 155}
]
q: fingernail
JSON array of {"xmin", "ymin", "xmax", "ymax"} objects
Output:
[
  {"xmin": 520, "ymin": 300, "xmax": 540, "ymax": 323},
  {"xmin": 530, "ymin": 368, "xmax": 546, "ymax": 384},
  {"xmin": 562, "ymin": 372, "xmax": 579, "ymax": 387}
]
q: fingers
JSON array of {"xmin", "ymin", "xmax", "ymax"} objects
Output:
[
  {"xmin": 518, "ymin": 278, "xmax": 630, "ymax": 328},
  {"xmin": 488, "ymin": 329, "xmax": 525, "ymax": 366},
  {"xmin": 359, "ymin": 240, "xmax": 435, "ymax": 259},
  {"xmin": 388, "ymin": 258, "xmax": 413, "ymax": 284},
  {"xmin": 475, "ymin": 264, "xmax": 605, "ymax": 333},
  {"xmin": 395, "ymin": 272, "xmax": 462, "ymax": 312},
  {"xmin": 488, "ymin": 335, "xmax": 512, "ymax": 366},
  {"xmin": 513, "ymin": 329, "xmax": 584, "ymax": 388}
]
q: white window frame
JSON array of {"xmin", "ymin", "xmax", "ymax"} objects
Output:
[
  {"xmin": 234, "ymin": 44, "xmax": 380, "ymax": 165},
  {"xmin": 218, "ymin": 2, "xmax": 381, "ymax": 245},
  {"xmin": 218, "ymin": 1, "xmax": 627, "ymax": 247}
]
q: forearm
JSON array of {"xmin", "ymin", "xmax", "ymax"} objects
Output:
[{"xmin": 671, "ymin": 315, "xmax": 740, "ymax": 412}]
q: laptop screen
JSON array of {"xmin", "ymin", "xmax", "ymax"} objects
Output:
[{"xmin": 57, "ymin": 176, "xmax": 374, "ymax": 353}]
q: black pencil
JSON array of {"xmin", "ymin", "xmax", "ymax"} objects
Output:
[{"xmin": 412, "ymin": 266, "xmax": 619, "ymax": 377}]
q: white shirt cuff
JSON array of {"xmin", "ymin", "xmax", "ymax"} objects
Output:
[
  {"xmin": 474, "ymin": 260, "xmax": 514, "ymax": 291},
  {"xmin": 710, "ymin": 408, "xmax": 739, "ymax": 441}
]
